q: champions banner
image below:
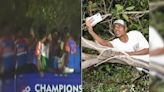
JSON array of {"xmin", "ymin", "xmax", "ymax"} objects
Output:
[{"xmin": 2, "ymin": 73, "xmax": 81, "ymax": 92}]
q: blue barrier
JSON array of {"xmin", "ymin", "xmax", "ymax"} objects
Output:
[{"xmin": 2, "ymin": 73, "xmax": 81, "ymax": 92}]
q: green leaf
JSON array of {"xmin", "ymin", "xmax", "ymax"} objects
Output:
[
  {"xmin": 111, "ymin": 9, "xmax": 117, "ymax": 16},
  {"xmin": 115, "ymin": 4, "xmax": 123, "ymax": 12},
  {"xmin": 122, "ymin": 14, "xmax": 129, "ymax": 21},
  {"xmin": 126, "ymin": 6, "xmax": 135, "ymax": 10},
  {"xmin": 92, "ymin": 3, "xmax": 97, "ymax": 8},
  {"xmin": 91, "ymin": 3, "xmax": 98, "ymax": 11}
]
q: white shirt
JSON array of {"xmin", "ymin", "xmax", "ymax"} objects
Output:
[
  {"xmin": 41, "ymin": 42, "xmax": 50, "ymax": 58},
  {"xmin": 149, "ymin": 26, "xmax": 164, "ymax": 64},
  {"xmin": 149, "ymin": 26, "xmax": 164, "ymax": 50},
  {"xmin": 110, "ymin": 31, "xmax": 149, "ymax": 52}
]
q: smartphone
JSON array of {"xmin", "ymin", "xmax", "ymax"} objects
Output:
[{"xmin": 86, "ymin": 13, "xmax": 103, "ymax": 26}]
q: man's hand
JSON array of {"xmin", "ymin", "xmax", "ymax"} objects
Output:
[
  {"xmin": 85, "ymin": 17, "xmax": 113, "ymax": 48},
  {"xmin": 150, "ymin": 48, "xmax": 164, "ymax": 56}
]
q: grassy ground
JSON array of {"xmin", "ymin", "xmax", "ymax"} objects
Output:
[{"xmin": 83, "ymin": 63, "xmax": 149, "ymax": 92}]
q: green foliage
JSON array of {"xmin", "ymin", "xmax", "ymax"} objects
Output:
[
  {"xmin": 126, "ymin": 6, "xmax": 135, "ymax": 11},
  {"xmin": 83, "ymin": 64, "xmax": 149, "ymax": 92},
  {"xmin": 0, "ymin": 0, "xmax": 81, "ymax": 39},
  {"xmin": 122, "ymin": 14, "xmax": 129, "ymax": 22},
  {"xmin": 82, "ymin": 0, "xmax": 149, "ymax": 40},
  {"xmin": 26, "ymin": 0, "xmax": 80, "ymax": 31},
  {"xmin": 116, "ymin": 4, "xmax": 124, "ymax": 12}
]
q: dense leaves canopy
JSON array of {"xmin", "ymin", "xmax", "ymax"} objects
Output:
[{"xmin": 0, "ymin": 0, "xmax": 81, "ymax": 39}]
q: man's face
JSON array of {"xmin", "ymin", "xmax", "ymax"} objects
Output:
[{"xmin": 113, "ymin": 23, "xmax": 126, "ymax": 37}]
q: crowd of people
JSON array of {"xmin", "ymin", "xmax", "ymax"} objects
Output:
[{"xmin": 0, "ymin": 24, "xmax": 80, "ymax": 78}]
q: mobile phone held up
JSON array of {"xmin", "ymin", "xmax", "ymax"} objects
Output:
[{"xmin": 86, "ymin": 13, "xmax": 103, "ymax": 27}]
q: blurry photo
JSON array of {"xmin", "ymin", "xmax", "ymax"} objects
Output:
[{"xmin": 0, "ymin": 0, "xmax": 81, "ymax": 92}]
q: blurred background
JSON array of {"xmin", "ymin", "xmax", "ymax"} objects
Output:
[{"xmin": 149, "ymin": 0, "xmax": 164, "ymax": 92}]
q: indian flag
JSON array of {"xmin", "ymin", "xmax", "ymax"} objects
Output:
[{"xmin": 36, "ymin": 41, "xmax": 50, "ymax": 70}]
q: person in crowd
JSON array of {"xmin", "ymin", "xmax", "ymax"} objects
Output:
[
  {"xmin": 0, "ymin": 25, "xmax": 16, "ymax": 79},
  {"xmin": 65, "ymin": 30, "xmax": 80, "ymax": 73},
  {"xmin": 35, "ymin": 27, "xmax": 51, "ymax": 77}
]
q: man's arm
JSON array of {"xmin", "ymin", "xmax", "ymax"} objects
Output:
[
  {"xmin": 126, "ymin": 31, "xmax": 149, "ymax": 56},
  {"xmin": 150, "ymin": 48, "xmax": 164, "ymax": 56},
  {"xmin": 126, "ymin": 48, "xmax": 149, "ymax": 55},
  {"xmin": 85, "ymin": 19, "xmax": 113, "ymax": 48}
]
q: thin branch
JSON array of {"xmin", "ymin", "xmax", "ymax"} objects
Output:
[
  {"xmin": 137, "ymin": 18, "xmax": 143, "ymax": 31},
  {"xmin": 136, "ymin": 13, "xmax": 145, "ymax": 19},
  {"xmin": 102, "ymin": 0, "xmax": 107, "ymax": 14},
  {"xmin": 82, "ymin": 10, "xmax": 149, "ymax": 21},
  {"xmin": 82, "ymin": 53, "xmax": 97, "ymax": 60},
  {"xmin": 124, "ymin": 10, "xmax": 149, "ymax": 14},
  {"xmin": 149, "ymin": 1, "xmax": 164, "ymax": 7},
  {"xmin": 89, "ymin": 1, "xmax": 92, "ymax": 16},
  {"xmin": 149, "ymin": 1, "xmax": 164, "ymax": 11},
  {"xmin": 102, "ymin": 10, "xmax": 149, "ymax": 19}
]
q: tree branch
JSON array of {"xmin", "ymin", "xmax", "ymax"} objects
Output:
[
  {"xmin": 82, "ymin": 10, "xmax": 149, "ymax": 22},
  {"xmin": 82, "ymin": 39, "xmax": 149, "ymax": 69},
  {"xmin": 101, "ymin": 10, "xmax": 149, "ymax": 20},
  {"xmin": 149, "ymin": 1, "xmax": 164, "ymax": 11},
  {"xmin": 149, "ymin": 1, "xmax": 164, "ymax": 7},
  {"xmin": 82, "ymin": 53, "xmax": 97, "ymax": 60}
]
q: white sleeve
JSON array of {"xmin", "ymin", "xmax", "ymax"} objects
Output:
[
  {"xmin": 110, "ymin": 39, "xmax": 118, "ymax": 48},
  {"xmin": 149, "ymin": 26, "xmax": 164, "ymax": 50},
  {"xmin": 135, "ymin": 31, "xmax": 149, "ymax": 50}
]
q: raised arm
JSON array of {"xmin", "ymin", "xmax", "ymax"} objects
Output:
[{"xmin": 85, "ymin": 19, "xmax": 113, "ymax": 48}]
